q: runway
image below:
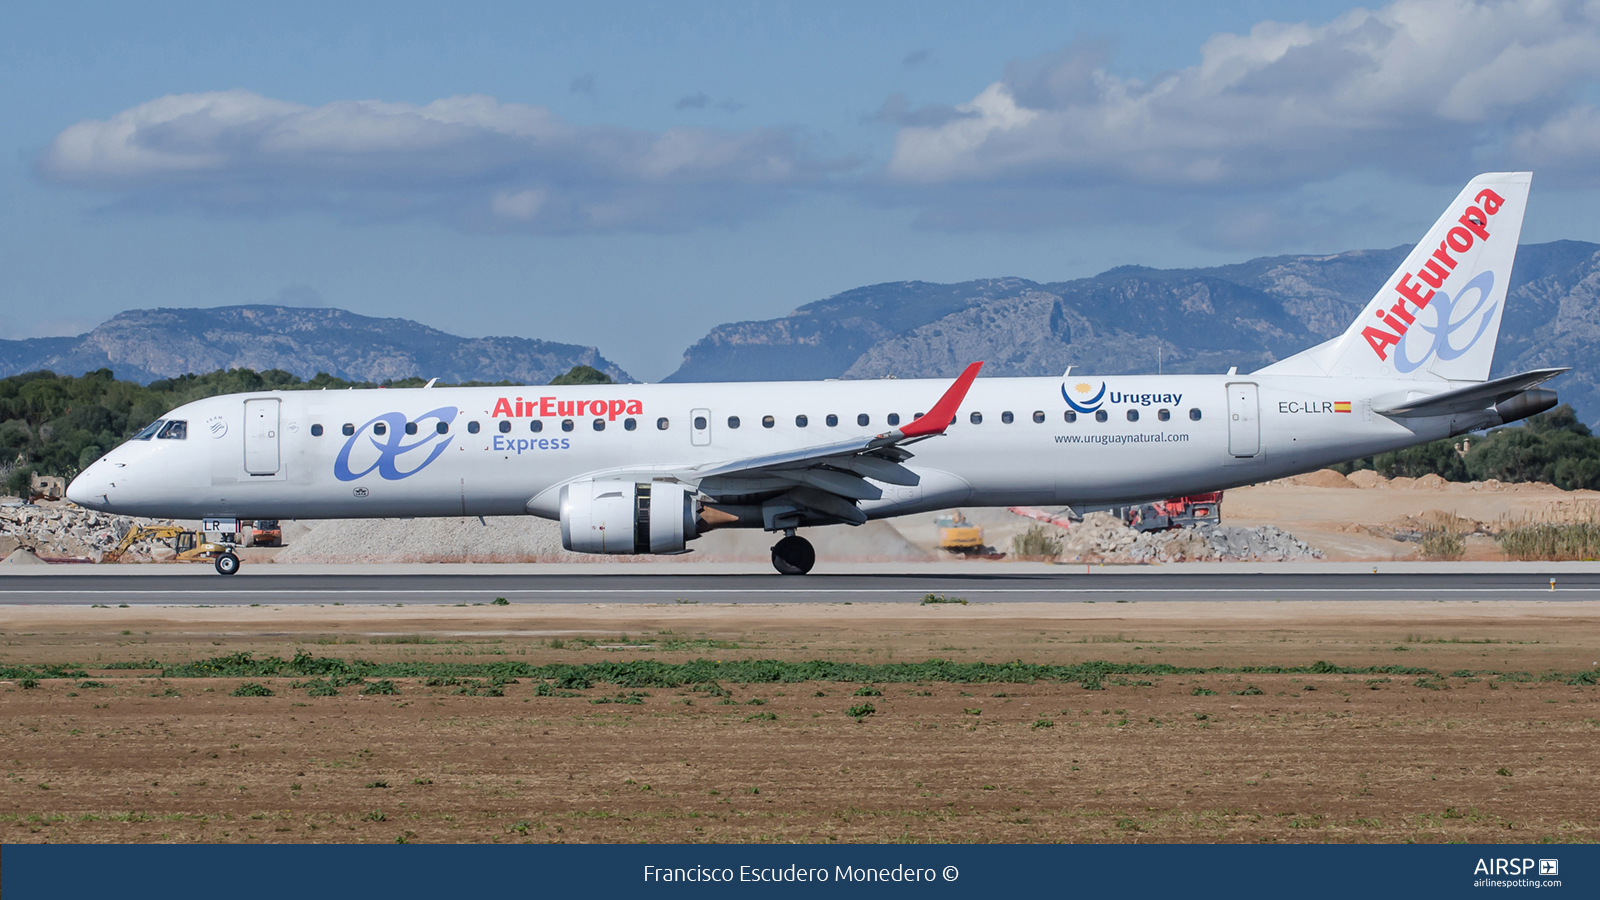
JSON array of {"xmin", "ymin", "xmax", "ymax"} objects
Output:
[{"xmin": 3, "ymin": 570, "xmax": 1599, "ymax": 605}]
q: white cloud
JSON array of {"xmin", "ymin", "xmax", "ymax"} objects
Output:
[
  {"xmin": 887, "ymin": 0, "xmax": 1600, "ymax": 190},
  {"xmin": 39, "ymin": 90, "xmax": 848, "ymax": 232}
]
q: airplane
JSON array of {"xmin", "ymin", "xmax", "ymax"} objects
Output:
[{"xmin": 67, "ymin": 172, "xmax": 1566, "ymax": 576}]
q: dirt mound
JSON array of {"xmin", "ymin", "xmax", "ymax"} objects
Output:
[
  {"xmin": 272, "ymin": 516, "xmax": 935, "ymax": 564},
  {"xmin": 273, "ymin": 516, "xmax": 585, "ymax": 564},
  {"xmin": 1, "ymin": 547, "xmax": 47, "ymax": 565},
  {"xmin": 1290, "ymin": 469, "xmax": 1357, "ymax": 489},
  {"xmin": 1344, "ymin": 470, "xmax": 1385, "ymax": 489}
]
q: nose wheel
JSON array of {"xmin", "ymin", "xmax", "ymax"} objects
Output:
[
  {"xmin": 214, "ymin": 552, "xmax": 240, "ymax": 576},
  {"xmin": 771, "ymin": 535, "xmax": 815, "ymax": 575}
]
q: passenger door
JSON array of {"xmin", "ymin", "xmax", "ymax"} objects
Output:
[
  {"xmin": 1226, "ymin": 382, "xmax": 1260, "ymax": 457},
  {"xmin": 243, "ymin": 399, "xmax": 281, "ymax": 475}
]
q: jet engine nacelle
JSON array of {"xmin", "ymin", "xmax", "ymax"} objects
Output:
[
  {"xmin": 1494, "ymin": 388, "xmax": 1559, "ymax": 426},
  {"xmin": 559, "ymin": 481, "xmax": 697, "ymax": 554}
]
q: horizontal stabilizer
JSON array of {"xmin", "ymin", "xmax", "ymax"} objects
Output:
[{"xmin": 1373, "ymin": 368, "xmax": 1568, "ymax": 418}]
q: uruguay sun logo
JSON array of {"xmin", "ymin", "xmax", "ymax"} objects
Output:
[{"xmin": 1062, "ymin": 379, "xmax": 1107, "ymax": 414}]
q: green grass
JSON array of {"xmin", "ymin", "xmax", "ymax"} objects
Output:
[
  {"xmin": 845, "ymin": 702, "xmax": 876, "ymax": 719},
  {"xmin": 920, "ymin": 593, "xmax": 968, "ymax": 605},
  {"xmin": 10, "ymin": 651, "xmax": 1596, "ymax": 690},
  {"xmin": 229, "ymin": 682, "xmax": 274, "ymax": 697}
]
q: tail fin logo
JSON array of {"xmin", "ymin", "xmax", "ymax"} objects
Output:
[
  {"xmin": 1363, "ymin": 188, "xmax": 1505, "ymax": 362},
  {"xmin": 1062, "ymin": 381, "xmax": 1107, "ymax": 414},
  {"xmin": 1391, "ymin": 271, "xmax": 1498, "ymax": 373}
]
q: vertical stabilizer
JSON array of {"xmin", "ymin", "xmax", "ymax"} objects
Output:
[{"xmin": 1260, "ymin": 172, "xmax": 1531, "ymax": 383}]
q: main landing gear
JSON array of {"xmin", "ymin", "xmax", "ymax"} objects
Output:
[
  {"xmin": 771, "ymin": 535, "xmax": 815, "ymax": 576},
  {"xmin": 214, "ymin": 552, "xmax": 240, "ymax": 576}
]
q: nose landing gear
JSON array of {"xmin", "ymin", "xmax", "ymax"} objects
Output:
[
  {"xmin": 771, "ymin": 534, "xmax": 815, "ymax": 575},
  {"xmin": 214, "ymin": 552, "xmax": 240, "ymax": 576}
]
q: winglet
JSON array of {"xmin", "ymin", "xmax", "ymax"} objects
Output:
[{"xmin": 896, "ymin": 361, "xmax": 983, "ymax": 439}]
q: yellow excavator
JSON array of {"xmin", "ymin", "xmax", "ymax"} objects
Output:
[
  {"xmin": 935, "ymin": 510, "xmax": 986, "ymax": 554},
  {"xmin": 101, "ymin": 525, "xmax": 240, "ymax": 575}
]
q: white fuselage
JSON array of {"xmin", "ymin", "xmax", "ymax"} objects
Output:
[{"xmin": 67, "ymin": 373, "xmax": 1470, "ymax": 524}]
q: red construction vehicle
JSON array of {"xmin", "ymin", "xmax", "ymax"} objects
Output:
[{"xmin": 1123, "ymin": 493, "xmax": 1223, "ymax": 532}]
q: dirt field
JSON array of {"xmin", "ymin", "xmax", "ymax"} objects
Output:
[{"xmin": 1, "ymin": 600, "xmax": 1597, "ymax": 844}]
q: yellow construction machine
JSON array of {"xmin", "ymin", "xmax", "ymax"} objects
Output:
[
  {"xmin": 101, "ymin": 525, "xmax": 240, "ymax": 575},
  {"xmin": 935, "ymin": 510, "xmax": 986, "ymax": 554}
]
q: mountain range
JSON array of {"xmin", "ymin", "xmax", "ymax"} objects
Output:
[
  {"xmin": 0, "ymin": 306, "xmax": 631, "ymax": 386},
  {"xmin": 665, "ymin": 240, "xmax": 1600, "ymax": 424},
  {"xmin": 5, "ymin": 240, "xmax": 1600, "ymax": 423}
]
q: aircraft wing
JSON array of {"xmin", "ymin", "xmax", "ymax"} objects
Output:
[
  {"xmin": 677, "ymin": 362, "xmax": 983, "ymax": 526},
  {"xmin": 1373, "ymin": 367, "xmax": 1568, "ymax": 418}
]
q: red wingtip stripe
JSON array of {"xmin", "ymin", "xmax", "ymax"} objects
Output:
[{"xmin": 898, "ymin": 361, "xmax": 983, "ymax": 438}]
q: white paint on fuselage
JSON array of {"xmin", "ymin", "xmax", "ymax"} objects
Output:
[{"xmin": 67, "ymin": 373, "xmax": 1469, "ymax": 527}]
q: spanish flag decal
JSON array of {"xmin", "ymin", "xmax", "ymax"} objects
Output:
[{"xmin": 1334, "ymin": 401, "xmax": 1352, "ymax": 413}]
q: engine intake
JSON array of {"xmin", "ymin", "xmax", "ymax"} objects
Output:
[{"xmin": 559, "ymin": 481, "xmax": 696, "ymax": 554}]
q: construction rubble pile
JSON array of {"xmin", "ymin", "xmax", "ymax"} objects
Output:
[
  {"xmin": 0, "ymin": 500, "xmax": 168, "ymax": 563},
  {"xmin": 1057, "ymin": 512, "xmax": 1323, "ymax": 563}
]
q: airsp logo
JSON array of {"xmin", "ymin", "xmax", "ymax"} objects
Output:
[{"xmin": 205, "ymin": 415, "xmax": 228, "ymax": 439}]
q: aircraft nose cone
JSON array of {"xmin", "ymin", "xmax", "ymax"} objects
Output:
[{"xmin": 66, "ymin": 470, "xmax": 108, "ymax": 508}]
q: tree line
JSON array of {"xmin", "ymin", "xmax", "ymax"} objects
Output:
[
  {"xmin": 1, "ymin": 365, "xmax": 613, "ymax": 494},
  {"xmin": 1331, "ymin": 404, "xmax": 1600, "ymax": 490}
]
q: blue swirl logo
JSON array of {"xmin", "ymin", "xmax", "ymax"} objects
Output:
[
  {"xmin": 1062, "ymin": 380, "xmax": 1107, "ymax": 414},
  {"xmin": 334, "ymin": 407, "xmax": 457, "ymax": 482},
  {"xmin": 1393, "ymin": 270, "xmax": 1498, "ymax": 374}
]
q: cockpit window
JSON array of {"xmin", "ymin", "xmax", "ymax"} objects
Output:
[
  {"xmin": 132, "ymin": 420, "xmax": 165, "ymax": 441},
  {"xmin": 157, "ymin": 420, "xmax": 188, "ymax": 440}
]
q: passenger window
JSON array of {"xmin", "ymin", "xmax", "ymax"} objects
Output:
[
  {"xmin": 468, "ymin": 421, "xmax": 480, "ymax": 434},
  {"xmin": 530, "ymin": 420, "xmax": 543, "ymax": 433},
  {"xmin": 1158, "ymin": 409, "xmax": 1170, "ymax": 422},
  {"xmin": 405, "ymin": 422, "xmax": 418, "ymax": 435},
  {"xmin": 1064, "ymin": 411, "xmax": 1077, "ymax": 423},
  {"xmin": 657, "ymin": 418, "xmax": 670, "ymax": 430},
  {"xmin": 762, "ymin": 415, "xmax": 775, "ymax": 428},
  {"xmin": 311, "ymin": 424, "xmax": 324, "ymax": 437},
  {"xmin": 624, "ymin": 418, "xmax": 637, "ymax": 431},
  {"xmin": 498, "ymin": 420, "xmax": 511, "ymax": 433},
  {"xmin": 1094, "ymin": 410, "xmax": 1108, "ymax": 423},
  {"xmin": 343, "ymin": 423, "xmax": 355, "ymax": 436},
  {"xmin": 157, "ymin": 420, "xmax": 187, "ymax": 439},
  {"xmin": 593, "ymin": 419, "xmax": 605, "ymax": 431},
  {"xmin": 913, "ymin": 412, "xmax": 924, "ymax": 419},
  {"xmin": 970, "ymin": 412, "xmax": 983, "ymax": 424},
  {"xmin": 374, "ymin": 422, "xmax": 387, "ymax": 435},
  {"xmin": 1189, "ymin": 408, "xmax": 1202, "ymax": 421},
  {"xmin": 795, "ymin": 415, "xmax": 808, "ymax": 427},
  {"xmin": 1032, "ymin": 411, "xmax": 1045, "ymax": 424},
  {"xmin": 1127, "ymin": 409, "xmax": 1139, "ymax": 422},
  {"xmin": 857, "ymin": 413, "xmax": 870, "ymax": 427},
  {"xmin": 436, "ymin": 421, "xmax": 448, "ymax": 434},
  {"xmin": 1001, "ymin": 411, "xmax": 1014, "ymax": 424},
  {"xmin": 133, "ymin": 420, "xmax": 165, "ymax": 441},
  {"xmin": 728, "ymin": 416, "xmax": 741, "ymax": 429},
  {"xmin": 826, "ymin": 414, "xmax": 838, "ymax": 427},
  {"xmin": 561, "ymin": 419, "xmax": 574, "ymax": 432},
  {"xmin": 694, "ymin": 416, "xmax": 708, "ymax": 430},
  {"xmin": 887, "ymin": 413, "xmax": 900, "ymax": 426}
]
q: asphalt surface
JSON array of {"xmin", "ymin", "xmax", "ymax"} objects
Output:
[{"xmin": 2, "ymin": 571, "xmax": 1598, "ymax": 605}]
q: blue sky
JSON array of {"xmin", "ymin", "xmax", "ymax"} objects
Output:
[{"xmin": 5, "ymin": 0, "xmax": 1600, "ymax": 380}]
